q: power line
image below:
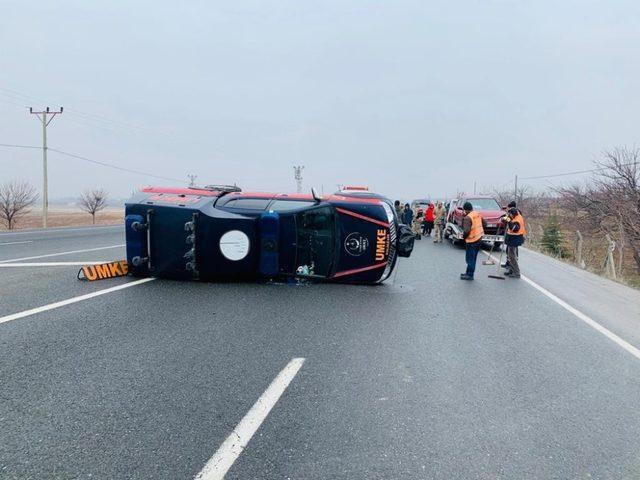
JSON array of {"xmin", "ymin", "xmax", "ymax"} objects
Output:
[
  {"xmin": 520, "ymin": 160, "xmax": 639, "ymax": 181},
  {"xmin": 0, "ymin": 143, "xmax": 187, "ymax": 184},
  {"xmin": 47, "ymin": 148, "xmax": 187, "ymax": 184},
  {"xmin": 0, "ymin": 87, "xmax": 152, "ymax": 135},
  {"xmin": 0, "ymin": 143, "xmax": 41, "ymax": 149}
]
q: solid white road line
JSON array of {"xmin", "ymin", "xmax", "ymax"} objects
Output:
[
  {"xmin": 0, "ymin": 241, "xmax": 33, "ymax": 246},
  {"xmin": 0, "ymin": 278, "xmax": 155, "ymax": 325},
  {"xmin": 0, "ymin": 224, "xmax": 122, "ymax": 236},
  {"xmin": 521, "ymin": 275, "xmax": 640, "ymax": 361},
  {"xmin": 194, "ymin": 357, "xmax": 306, "ymax": 480},
  {"xmin": 0, "ymin": 262, "xmax": 106, "ymax": 267},
  {"xmin": 484, "ymin": 252, "xmax": 640, "ymax": 361},
  {"xmin": 0, "ymin": 244, "xmax": 124, "ymax": 263}
]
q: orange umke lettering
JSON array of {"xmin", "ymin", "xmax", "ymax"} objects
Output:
[
  {"xmin": 119, "ymin": 260, "xmax": 128, "ymax": 275},
  {"xmin": 94, "ymin": 264, "xmax": 110, "ymax": 278},
  {"xmin": 108, "ymin": 262, "xmax": 121, "ymax": 276},
  {"xmin": 82, "ymin": 265, "xmax": 98, "ymax": 281},
  {"xmin": 80, "ymin": 260, "xmax": 129, "ymax": 281},
  {"xmin": 375, "ymin": 229, "xmax": 388, "ymax": 261}
]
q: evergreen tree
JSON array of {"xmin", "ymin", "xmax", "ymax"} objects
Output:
[{"xmin": 540, "ymin": 214, "xmax": 567, "ymax": 257}]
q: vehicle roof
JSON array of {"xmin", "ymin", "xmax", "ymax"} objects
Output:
[
  {"xmin": 140, "ymin": 187, "xmax": 384, "ymax": 204},
  {"xmin": 459, "ymin": 194, "xmax": 498, "ymax": 199}
]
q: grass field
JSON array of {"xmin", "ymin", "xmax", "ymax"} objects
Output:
[{"xmin": 0, "ymin": 207, "xmax": 124, "ymax": 231}]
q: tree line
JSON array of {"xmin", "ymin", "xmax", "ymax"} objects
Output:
[
  {"xmin": 0, "ymin": 181, "xmax": 109, "ymax": 229},
  {"xmin": 491, "ymin": 147, "xmax": 640, "ymax": 284}
]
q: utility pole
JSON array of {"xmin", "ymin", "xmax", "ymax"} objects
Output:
[
  {"xmin": 514, "ymin": 174, "xmax": 518, "ymax": 201},
  {"xmin": 30, "ymin": 106, "xmax": 63, "ymax": 228},
  {"xmin": 187, "ymin": 174, "xmax": 198, "ymax": 187},
  {"xmin": 473, "ymin": 181, "xmax": 477, "ymax": 195},
  {"xmin": 293, "ymin": 165, "xmax": 304, "ymax": 194}
]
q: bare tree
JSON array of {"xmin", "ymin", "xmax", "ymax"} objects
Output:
[
  {"xmin": 0, "ymin": 180, "xmax": 38, "ymax": 230},
  {"xmin": 491, "ymin": 184, "xmax": 551, "ymax": 219},
  {"xmin": 557, "ymin": 147, "xmax": 640, "ymax": 273},
  {"xmin": 79, "ymin": 189, "xmax": 108, "ymax": 224}
]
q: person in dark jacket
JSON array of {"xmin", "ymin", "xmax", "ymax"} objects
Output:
[
  {"xmin": 402, "ymin": 203, "xmax": 413, "ymax": 225},
  {"xmin": 394, "ymin": 200, "xmax": 403, "ymax": 219},
  {"xmin": 502, "ymin": 204, "xmax": 526, "ymax": 278},
  {"xmin": 501, "ymin": 200, "xmax": 518, "ymax": 270}
]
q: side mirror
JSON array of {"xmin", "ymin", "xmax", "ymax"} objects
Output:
[
  {"xmin": 456, "ymin": 205, "xmax": 463, "ymax": 210},
  {"xmin": 311, "ymin": 187, "xmax": 321, "ymax": 203}
]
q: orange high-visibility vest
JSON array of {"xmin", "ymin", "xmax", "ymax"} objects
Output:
[
  {"xmin": 466, "ymin": 211, "xmax": 484, "ymax": 243},
  {"xmin": 507, "ymin": 213, "xmax": 527, "ymax": 236}
]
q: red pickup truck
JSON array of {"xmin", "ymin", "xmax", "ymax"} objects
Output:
[{"xmin": 447, "ymin": 195, "xmax": 505, "ymax": 243}]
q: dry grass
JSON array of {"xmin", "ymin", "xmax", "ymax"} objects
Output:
[
  {"xmin": 526, "ymin": 215, "xmax": 640, "ymax": 289},
  {"xmin": 0, "ymin": 207, "xmax": 123, "ymax": 231}
]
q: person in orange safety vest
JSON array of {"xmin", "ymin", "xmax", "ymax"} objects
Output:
[
  {"xmin": 460, "ymin": 201, "xmax": 487, "ymax": 280},
  {"xmin": 501, "ymin": 203, "xmax": 526, "ymax": 278}
]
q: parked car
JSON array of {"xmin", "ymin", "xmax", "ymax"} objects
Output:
[
  {"xmin": 124, "ymin": 185, "xmax": 414, "ymax": 284},
  {"xmin": 447, "ymin": 195, "xmax": 505, "ymax": 243},
  {"xmin": 445, "ymin": 198, "xmax": 458, "ymax": 224},
  {"xmin": 411, "ymin": 198, "xmax": 431, "ymax": 212}
]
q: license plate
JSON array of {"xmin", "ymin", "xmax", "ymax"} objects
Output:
[{"xmin": 482, "ymin": 235, "xmax": 504, "ymax": 243}]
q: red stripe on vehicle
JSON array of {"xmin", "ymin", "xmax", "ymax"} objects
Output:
[
  {"xmin": 142, "ymin": 186, "xmax": 219, "ymax": 196},
  {"xmin": 335, "ymin": 208, "xmax": 390, "ymax": 228},
  {"xmin": 333, "ymin": 262, "xmax": 387, "ymax": 278}
]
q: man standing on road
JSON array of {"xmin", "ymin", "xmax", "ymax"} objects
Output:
[
  {"xmin": 402, "ymin": 203, "xmax": 414, "ymax": 226},
  {"xmin": 460, "ymin": 201, "xmax": 486, "ymax": 281},
  {"xmin": 412, "ymin": 206, "xmax": 423, "ymax": 239},
  {"xmin": 394, "ymin": 200, "xmax": 403, "ymax": 220},
  {"xmin": 502, "ymin": 204, "xmax": 526, "ymax": 278},
  {"xmin": 433, "ymin": 202, "xmax": 446, "ymax": 243},
  {"xmin": 423, "ymin": 203, "xmax": 435, "ymax": 237}
]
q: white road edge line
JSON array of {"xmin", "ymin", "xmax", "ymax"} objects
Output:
[
  {"xmin": 485, "ymin": 251, "xmax": 640, "ymax": 361},
  {"xmin": 0, "ymin": 278, "xmax": 155, "ymax": 325},
  {"xmin": 0, "ymin": 244, "xmax": 125, "ymax": 264},
  {"xmin": 0, "ymin": 241, "xmax": 33, "ymax": 246},
  {"xmin": 0, "ymin": 262, "xmax": 106, "ymax": 267},
  {"xmin": 0, "ymin": 224, "xmax": 121, "ymax": 236},
  {"xmin": 194, "ymin": 357, "xmax": 306, "ymax": 480}
]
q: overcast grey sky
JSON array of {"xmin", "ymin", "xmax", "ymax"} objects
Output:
[{"xmin": 1, "ymin": 0, "xmax": 639, "ymax": 201}]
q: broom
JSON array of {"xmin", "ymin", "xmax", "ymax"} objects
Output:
[
  {"xmin": 488, "ymin": 243, "xmax": 506, "ymax": 280},
  {"xmin": 482, "ymin": 223, "xmax": 505, "ymax": 265}
]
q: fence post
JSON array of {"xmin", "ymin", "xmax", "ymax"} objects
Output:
[
  {"xmin": 575, "ymin": 230, "xmax": 585, "ymax": 269},
  {"xmin": 604, "ymin": 234, "xmax": 617, "ymax": 280},
  {"xmin": 618, "ymin": 220, "xmax": 625, "ymax": 276}
]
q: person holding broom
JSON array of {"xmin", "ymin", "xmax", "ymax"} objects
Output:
[
  {"xmin": 460, "ymin": 201, "xmax": 487, "ymax": 281},
  {"xmin": 501, "ymin": 204, "xmax": 526, "ymax": 278}
]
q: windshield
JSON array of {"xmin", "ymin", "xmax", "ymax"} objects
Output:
[
  {"xmin": 294, "ymin": 206, "xmax": 336, "ymax": 277},
  {"xmin": 466, "ymin": 198, "xmax": 501, "ymax": 211}
]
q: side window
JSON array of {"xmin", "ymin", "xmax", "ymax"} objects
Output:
[
  {"xmin": 223, "ymin": 198, "xmax": 271, "ymax": 210},
  {"xmin": 295, "ymin": 206, "xmax": 336, "ymax": 277},
  {"xmin": 270, "ymin": 200, "xmax": 314, "ymax": 212}
]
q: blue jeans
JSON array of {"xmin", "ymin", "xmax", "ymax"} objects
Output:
[{"xmin": 465, "ymin": 241, "xmax": 481, "ymax": 277}]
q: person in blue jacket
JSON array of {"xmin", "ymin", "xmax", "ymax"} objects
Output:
[{"xmin": 402, "ymin": 203, "xmax": 414, "ymax": 225}]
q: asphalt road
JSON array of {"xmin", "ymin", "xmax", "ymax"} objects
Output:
[{"xmin": 1, "ymin": 226, "xmax": 640, "ymax": 479}]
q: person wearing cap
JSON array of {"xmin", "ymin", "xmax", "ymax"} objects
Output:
[
  {"xmin": 460, "ymin": 201, "xmax": 487, "ymax": 280},
  {"xmin": 394, "ymin": 200, "xmax": 403, "ymax": 220},
  {"xmin": 402, "ymin": 203, "xmax": 414, "ymax": 226},
  {"xmin": 501, "ymin": 202, "xmax": 527, "ymax": 278},
  {"xmin": 501, "ymin": 200, "xmax": 518, "ymax": 270}
]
